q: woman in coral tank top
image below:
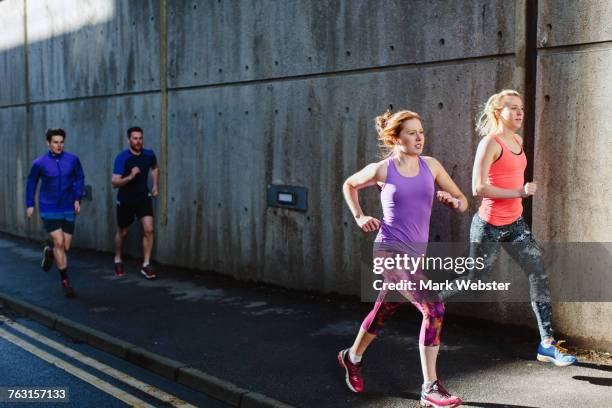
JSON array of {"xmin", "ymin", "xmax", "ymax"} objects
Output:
[{"xmin": 471, "ymin": 89, "xmax": 576, "ymax": 367}]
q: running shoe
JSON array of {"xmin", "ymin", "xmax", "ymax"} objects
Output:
[
  {"xmin": 420, "ymin": 380, "xmax": 462, "ymax": 408},
  {"xmin": 114, "ymin": 261, "xmax": 124, "ymax": 277},
  {"xmin": 140, "ymin": 264, "xmax": 156, "ymax": 280},
  {"xmin": 41, "ymin": 245, "xmax": 53, "ymax": 272},
  {"xmin": 536, "ymin": 340, "xmax": 577, "ymax": 367},
  {"xmin": 337, "ymin": 348, "xmax": 364, "ymax": 393},
  {"xmin": 61, "ymin": 279, "xmax": 75, "ymax": 298}
]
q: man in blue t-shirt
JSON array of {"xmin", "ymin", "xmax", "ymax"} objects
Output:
[
  {"xmin": 25, "ymin": 128, "xmax": 85, "ymax": 298},
  {"xmin": 111, "ymin": 126, "xmax": 159, "ymax": 279}
]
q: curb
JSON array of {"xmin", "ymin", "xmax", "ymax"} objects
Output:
[{"xmin": 0, "ymin": 293, "xmax": 293, "ymax": 408}]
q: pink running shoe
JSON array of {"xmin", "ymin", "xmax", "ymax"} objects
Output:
[
  {"xmin": 337, "ymin": 348, "xmax": 364, "ymax": 393},
  {"xmin": 421, "ymin": 380, "xmax": 462, "ymax": 407}
]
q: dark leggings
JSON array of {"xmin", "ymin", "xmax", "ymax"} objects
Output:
[
  {"xmin": 470, "ymin": 213, "xmax": 553, "ymax": 340},
  {"xmin": 361, "ymin": 265, "xmax": 445, "ymax": 347}
]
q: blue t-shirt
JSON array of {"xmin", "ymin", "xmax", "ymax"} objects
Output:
[{"xmin": 113, "ymin": 148, "xmax": 157, "ymax": 203}]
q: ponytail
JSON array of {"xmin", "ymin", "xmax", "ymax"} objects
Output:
[
  {"xmin": 375, "ymin": 109, "xmax": 422, "ymax": 157},
  {"xmin": 475, "ymin": 89, "xmax": 521, "ymax": 137}
]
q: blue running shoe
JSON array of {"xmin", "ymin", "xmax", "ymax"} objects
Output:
[{"xmin": 537, "ymin": 340, "xmax": 577, "ymax": 367}]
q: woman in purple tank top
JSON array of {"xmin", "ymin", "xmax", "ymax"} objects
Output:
[{"xmin": 337, "ymin": 110, "xmax": 468, "ymax": 407}]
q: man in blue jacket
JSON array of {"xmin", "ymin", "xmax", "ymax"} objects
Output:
[{"xmin": 26, "ymin": 128, "xmax": 85, "ymax": 298}]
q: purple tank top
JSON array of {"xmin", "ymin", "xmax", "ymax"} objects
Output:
[{"xmin": 376, "ymin": 156, "xmax": 435, "ymax": 246}]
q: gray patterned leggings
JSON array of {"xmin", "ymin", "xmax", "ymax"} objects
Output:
[{"xmin": 470, "ymin": 213, "xmax": 553, "ymax": 341}]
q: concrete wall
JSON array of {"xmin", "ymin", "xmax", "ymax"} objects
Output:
[
  {"xmin": 0, "ymin": 0, "xmax": 610, "ymax": 350},
  {"xmin": 533, "ymin": 0, "xmax": 612, "ymax": 351},
  {"xmin": 0, "ymin": 0, "xmax": 26, "ymax": 106},
  {"xmin": 160, "ymin": 59, "xmax": 514, "ymax": 291},
  {"xmin": 166, "ymin": 0, "xmax": 514, "ymax": 84},
  {"xmin": 27, "ymin": 0, "xmax": 160, "ymax": 101}
]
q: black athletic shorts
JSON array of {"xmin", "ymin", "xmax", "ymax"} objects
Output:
[
  {"xmin": 116, "ymin": 196, "xmax": 154, "ymax": 229},
  {"xmin": 42, "ymin": 218, "xmax": 75, "ymax": 234}
]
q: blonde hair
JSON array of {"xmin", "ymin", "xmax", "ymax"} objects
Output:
[
  {"xmin": 374, "ymin": 109, "xmax": 422, "ymax": 157},
  {"xmin": 475, "ymin": 89, "xmax": 522, "ymax": 137}
]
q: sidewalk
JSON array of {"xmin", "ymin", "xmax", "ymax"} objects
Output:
[{"xmin": 0, "ymin": 232, "xmax": 610, "ymax": 407}]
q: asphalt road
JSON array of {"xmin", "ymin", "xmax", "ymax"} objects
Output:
[
  {"xmin": 0, "ymin": 309, "xmax": 230, "ymax": 407},
  {"xmin": 0, "ymin": 232, "xmax": 610, "ymax": 407}
]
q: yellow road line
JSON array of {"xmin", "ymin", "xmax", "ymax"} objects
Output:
[
  {"xmin": 0, "ymin": 327, "xmax": 155, "ymax": 407},
  {"xmin": 0, "ymin": 315, "xmax": 196, "ymax": 408}
]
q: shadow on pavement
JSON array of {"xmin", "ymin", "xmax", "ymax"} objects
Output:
[
  {"xmin": 573, "ymin": 361, "xmax": 612, "ymax": 372},
  {"xmin": 572, "ymin": 375, "xmax": 612, "ymax": 386}
]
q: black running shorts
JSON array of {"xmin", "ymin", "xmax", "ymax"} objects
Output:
[
  {"xmin": 42, "ymin": 218, "xmax": 75, "ymax": 235},
  {"xmin": 116, "ymin": 196, "xmax": 154, "ymax": 229}
]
